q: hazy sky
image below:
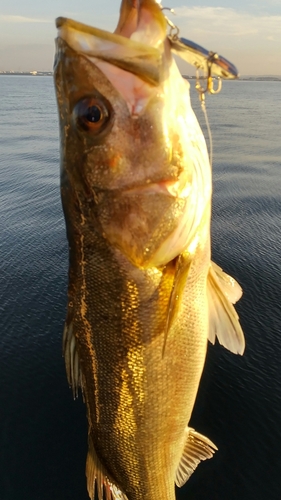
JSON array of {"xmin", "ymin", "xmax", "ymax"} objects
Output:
[{"xmin": 0, "ymin": 0, "xmax": 280, "ymax": 75}]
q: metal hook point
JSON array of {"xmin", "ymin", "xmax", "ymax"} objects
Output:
[
  {"xmin": 208, "ymin": 77, "xmax": 222, "ymax": 94},
  {"xmin": 161, "ymin": 6, "xmax": 175, "ymax": 15}
]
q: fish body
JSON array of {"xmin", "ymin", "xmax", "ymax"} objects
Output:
[{"xmin": 54, "ymin": 2, "xmax": 244, "ymax": 500}]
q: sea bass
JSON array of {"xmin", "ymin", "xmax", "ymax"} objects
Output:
[{"xmin": 54, "ymin": 1, "xmax": 245, "ymax": 499}]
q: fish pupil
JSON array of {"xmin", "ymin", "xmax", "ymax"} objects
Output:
[
  {"xmin": 73, "ymin": 96, "xmax": 111, "ymax": 134},
  {"xmin": 86, "ymin": 105, "xmax": 102, "ymax": 123}
]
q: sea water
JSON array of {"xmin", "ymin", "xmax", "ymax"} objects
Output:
[{"xmin": 0, "ymin": 76, "xmax": 280, "ymax": 500}]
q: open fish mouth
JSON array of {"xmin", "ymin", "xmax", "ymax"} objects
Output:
[
  {"xmin": 56, "ymin": 0, "xmax": 166, "ymax": 48},
  {"xmin": 55, "ymin": 0, "xmax": 167, "ymax": 86}
]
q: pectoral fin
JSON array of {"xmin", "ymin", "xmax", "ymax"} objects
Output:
[
  {"xmin": 175, "ymin": 427, "xmax": 217, "ymax": 487},
  {"xmin": 163, "ymin": 253, "xmax": 192, "ymax": 356},
  {"xmin": 63, "ymin": 322, "xmax": 82, "ymax": 399},
  {"xmin": 208, "ymin": 262, "xmax": 245, "ymax": 355},
  {"xmin": 86, "ymin": 437, "xmax": 128, "ymax": 500}
]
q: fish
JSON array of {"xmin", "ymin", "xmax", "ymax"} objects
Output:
[{"xmin": 53, "ymin": 1, "xmax": 245, "ymax": 500}]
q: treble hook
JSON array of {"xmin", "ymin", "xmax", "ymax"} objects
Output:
[
  {"xmin": 195, "ymin": 52, "xmax": 222, "ymax": 101},
  {"xmin": 207, "ymin": 53, "xmax": 222, "ymax": 94}
]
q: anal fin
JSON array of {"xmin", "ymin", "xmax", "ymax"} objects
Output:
[
  {"xmin": 175, "ymin": 427, "xmax": 217, "ymax": 487},
  {"xmin": 208, "ymin": 261, "xmax": 245, "ymax": 355},
  {"xmin": 86, "ymin": 437, "xmax": 128, "ymax": 500}
]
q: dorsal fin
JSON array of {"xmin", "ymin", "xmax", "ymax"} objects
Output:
[
  {"xmin": 208, "ymin": 262, "xmax": 245, "ymax": 354},
  {"xmin": 175, "ymin": 427, "xmax": 217, "ymax": 487},
  {"xmin": 86, "ymin": 437, "xmax": 128, "ymax": 500},
  {"xmin": 63, "ymin": 322, "xmax": 82, "ymax": 398}
]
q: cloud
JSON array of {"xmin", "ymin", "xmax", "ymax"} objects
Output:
[
  {"xmin": 0, "ymin": 15, "xmax": 51, "ymax": 24},
  {"xmin": 171, "ymin": 6, "xmax": 281, "ymax": 41}
]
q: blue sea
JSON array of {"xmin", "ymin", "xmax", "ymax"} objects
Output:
[{"xmin": 0, "ymin": 75, "xmax": 280, "ymax": 500}]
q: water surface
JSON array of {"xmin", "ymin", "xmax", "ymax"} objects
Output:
[{"xmin": 0, "ymin": 76, "xmax": 280, "ymax": 500}]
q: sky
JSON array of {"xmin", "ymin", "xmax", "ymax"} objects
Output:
[{"xmin": 0, "ymin": 0, "xmax": 280, "ymax": 75}]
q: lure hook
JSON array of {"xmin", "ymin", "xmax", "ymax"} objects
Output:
[
  {"xmin": 195, "ymin": 52, "xmax": 222, "ymax": 100},
  {"xmin": 207, "ymin": 53, "xmax": 222, "ymax": 94}
]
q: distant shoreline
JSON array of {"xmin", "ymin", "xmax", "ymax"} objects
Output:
[
  {"xmin": 0, "ymin": 72, "xmax": 280, "ymax": 82},
  {"xmin": 0, "ymin": 72, "xmax": 53, "ymax": 77}
]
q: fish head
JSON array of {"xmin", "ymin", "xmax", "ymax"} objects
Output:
[{"xmin": 54, "ymin": 0, "xmax": 211, "ymax": 268}]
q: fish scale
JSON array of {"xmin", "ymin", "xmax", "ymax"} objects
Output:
[{"xmin": 83, "ymin": 248, "xmax": 205, "ymax": 500}]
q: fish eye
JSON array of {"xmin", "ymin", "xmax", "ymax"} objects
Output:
[{"xmin": 73, "ymin": 97, "xmax": 111, "ymax": 134}]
